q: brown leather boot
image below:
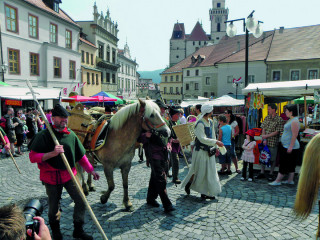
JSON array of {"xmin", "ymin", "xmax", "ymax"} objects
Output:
[
  {"xmin": 73, "ymin": 222, "xmax": 93, "ymax": 240},
  {"xmin": 49, "ymin": 220, "xmax": 63, "ymax": 240}
]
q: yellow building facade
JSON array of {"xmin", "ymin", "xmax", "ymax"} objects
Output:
[
  {"xmin": 160, "ymin": 71, "xmax": 183, "ymax": 104},
  {"xmin": 79, "ymin": 37, "xmax": 102, "ymax": 97}
]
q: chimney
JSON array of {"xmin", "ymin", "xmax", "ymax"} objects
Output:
[{"xmin": 279, "ymin": 27, "xmax": 284, "ymax": 34}]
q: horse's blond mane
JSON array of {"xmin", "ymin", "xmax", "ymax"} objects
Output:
[{"xmin": 109, "ymin": 100, "xmax": 160, "ymax": 130}]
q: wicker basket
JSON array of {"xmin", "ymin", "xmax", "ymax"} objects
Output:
[
  {"xmin": 68, "ymin": 104, "xmax": 94, "ymax": 143},
  {"xmin": 172, "ymin": 123, "xmax": 195, "ymax": 147}
]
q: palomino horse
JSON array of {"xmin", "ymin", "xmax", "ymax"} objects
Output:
[
  {"xmin": 82, "ymin": 99, "xmax": 170, "ymax": 211},
  {"xmin": 294, "ymin": 133, "xmax": 320, "ymax": 237}
]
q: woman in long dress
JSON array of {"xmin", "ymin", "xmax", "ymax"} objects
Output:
[{"xmin": 181, "ymin": 104, "xmax": 224, "ymax": 199}]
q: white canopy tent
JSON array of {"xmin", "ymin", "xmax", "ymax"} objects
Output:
[
  {"xmin": 242, "ymin": 80, "xmax": 320, "ymax": 96},
  {"xmin": 0, "ymin": 86, "xmax": 63, "ymax": 100},
  {"xmin": 181, "ymin": 95, "xmax": 244, "ymax": 108}
]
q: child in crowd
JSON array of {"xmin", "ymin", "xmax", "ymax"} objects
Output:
[
  {"xmin": 241, "ymin": 130, "xmax": 256, "ymax": 182},
  {"xmin": 217, "ymin": 115, "xmax": 232, "ymax": 175}
]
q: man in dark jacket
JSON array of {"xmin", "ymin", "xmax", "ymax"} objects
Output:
[{"xmin": 4, "ymin": 107, "xmax": 18, "ymax": 157}]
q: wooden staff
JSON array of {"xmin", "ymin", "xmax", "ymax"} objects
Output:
[
  {"xmin": 0, "ymin": 131, "xmax": 21, "ymax": 174},
  {"xmin": 26, "ymin": 80, "xmax": 108, "ymax": 240}
]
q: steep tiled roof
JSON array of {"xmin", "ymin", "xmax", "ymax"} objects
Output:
[
  {"xmin": 23, "ymin": 0, "xmax": 80, "ymax": 27},
  {"xmin": 162, "ymin": 45, "xmax": 217, "ymax": 74},
  {"xmin": 218, "ymin": 32, "xmax": 274, "ymax": 63},
  {"xmin": 188, "ymin": 22, "xmax": 209, "ymax": 41},
  {"xmin": 267, "ymin": 25, "xmax": 320, "ymax": 61},
  {"xmin": 80, "ymin": 37, "xmax": 96, "ymax": 48},
  {"xmin": 171, "ymin": 23, "xmax": 186, "ymax": 40}
]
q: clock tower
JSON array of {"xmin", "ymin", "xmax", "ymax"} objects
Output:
[{"xmin": 210, "ymin": 0, "xmax": 229, "ymax": 44}]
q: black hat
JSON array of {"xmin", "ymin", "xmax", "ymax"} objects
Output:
[
  {"xmin": 52, "ymin": 104, "xmax": 71, "ymax": 117},
  {"xmin": 155, "ymin": 99, "xmax": 168, "ymax": 109},
  {"xmin": 169, "ymin": 107, "xmax": 180, "ymax": 116}
]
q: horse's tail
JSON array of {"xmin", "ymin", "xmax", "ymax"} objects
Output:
[{"xmin": 294, "ymin": 133, "xmax": 320, "ymax": 218}]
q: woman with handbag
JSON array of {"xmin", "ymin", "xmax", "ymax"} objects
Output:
[{"xmin": 181, "ymin": 104, "xmax": 224, "ymax": 200}]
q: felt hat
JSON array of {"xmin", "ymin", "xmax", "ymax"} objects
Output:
[
  {"xmin": 245, "ymin": 129, "xmax": 255, "ymax": 137},
  {"xmin": 169, "ymin": 107, "xmax": 180, "ymax": 116},
  {"xmin": 155, "ymin": 99, "xmax": 168, "ymax": 109},
  {"xmin": 52, "ymin": 104, "xmax": 71, "ymax": 117}
]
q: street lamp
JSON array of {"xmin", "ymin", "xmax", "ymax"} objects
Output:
[
  {"xmin": 0, "ymin": 62, "xmax": 8, "ymax": 82},
  {"xmin": 225, "ymin": 10, "xmax": 263, "ymax": 87}
]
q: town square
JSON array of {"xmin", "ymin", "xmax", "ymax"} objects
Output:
[{"xmin": 0, "ymin": 0, "xmax": 320, "ymax": 239}]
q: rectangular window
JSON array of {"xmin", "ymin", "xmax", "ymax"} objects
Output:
[
  {"xmin": 5, "ymin": 5, "xmax": 18, "ymax": 33},
  {"xmin": 164, "ymin": 87, "xmax": 167, "ymax": 94},
  {"xmin": 186, "ymin": 84, "xmax": 189, "ymax": 90},
  {"xmin": 28, "ymin": 14, "xmax": 38, "ymax": 38},
  {"xmin": 30, "ymin": 53, "xmax": 39, "ymax": 76},
  {"xmin": 8, "ymin": 49, "xmax": 20, "ymax": 74},
  {"xmin": 53, "ymin": 57, "xmax": 61, "ymax": 78},
  {"xmin": 211, "ymin": 92, "xmax": 214, "ymax": 97},
  {"xmin": 170, "ymin": 87, "xmax": 173, "ymax": 94},
  {"xmin": 112, "ymin": 49, "xmax": 116, "ymax": 63},
  {"xmin": 86, "ymin": 52, "xmax": 89, "ymax": 64},
  {"xmin": 206, "ymin": 77, "xmax": 210, "ymax": 85},
  {"xmin": 92, "ymin": 73, "xmax": 95, "ymax": 84},
  {"xmin": 272, "ymin": 71, "xmax": 281, "ymax": 81},
  {"xmin": 290, "ymin": 70, "xmax": 300, "ymax": 81},
  {"xmin": 187, "ymin": 70, "xmax": 190, "ymax": 76},
  {"xmin": 69, "ymin": 61, "xmax": 75, "ymax": 79},
  {"xmin": 112, "ymin": 74, "xmax": 116, "ymax": 83},
  {"xmin": 248, "ymin": 75, "xmax": 255, "ymax": 83},
  {"xmin": 308, "ymin": 69, "xmax": 318, "ymax": 79},
  {"xmin": 176, "ymin": 87, "xmax": 179, "ymax": 94},
  {"xmin": 65, "ymin": 30, "xmax": 72, "ymax": 49},
  {"xmin": 204, "ymin": 92, "xmax": 208, "ymax": 98},
  {"xmin": 87, "ymin": 72, "xmax": 90, "ymax": 84},
  {"xmin": 176, "ymin": 75, "xmax": 179, "ymax": 81},
  {"xmin": 50, "ymin": 23, "xmax": 57, "ymax": 43},
  {"xmin": 195, "ymin": 83, "xmax": 199, "ymax": 90},
  {"xmin": 81, "ymin": 51, "xmax": 85, "ymax": 63},
  {"xmin": 106, "ymin": 73, "xmax": 110, "ymax": 82},
  {"xmin": 165, "ymin": 76, "xmax": 168, "ymax": 82},
  {"xmin": 96, "ymin": 74, "xmax": 99, "ymax": 85},
  {"xmin": 101, "ymin": 72, "xmax": 103, "ymax": 83},
  {"xmin": 181, "ymin": 87, "xmax": 183, "ymax": 94},
  {"xmin": 170, "ymin": 76, "xmax": 173, "ymax": 81},
  {"xmin": 98, "ymin": 44, "xmax": 104, "ymax": 59},
  {"xmin": 91, "ymin": 54, "xmax": 94, "ymax": 65},
  {"xmin": 227, "ymin": 75, "xmax": 233, "ymax": 83}
]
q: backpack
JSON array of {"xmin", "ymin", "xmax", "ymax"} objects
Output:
[{"xmin": 0, "ymin": 117, "xmax": 6, "ymax": 131}]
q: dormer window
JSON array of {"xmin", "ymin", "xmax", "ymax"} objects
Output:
[
  {"xmin": 43, "ymin": 0, "xmax": 61, "ymax": 12},
  {"xmin": 191, "ymin": 56, "xmax": 197, "ymax": 63},
  {"xmin": 53, "ymin": 2, "xmax": 59, "ymax": 12}
]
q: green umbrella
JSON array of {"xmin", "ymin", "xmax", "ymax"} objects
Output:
[
  {"xmin": 293, "ymin": 96, "xmax": 314, "ymax": 104},
  {"xmin": 0, "ymin": 82, "xmax": 10, "ymax": 86}
]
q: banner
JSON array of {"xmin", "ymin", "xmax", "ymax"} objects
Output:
[{"xmin": 5, "ymin": 99, "xmax": 22, "ymax": 106}]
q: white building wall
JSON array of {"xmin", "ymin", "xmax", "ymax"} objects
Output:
[
  {"xmin": 0, "ymin": 0, "xmax": 81, "ymax": 90},
  {"xmin": 217, "ymin": 61, "xmax": 267, "ymax": 96},
  {"xmin": 170, "ymin": 39, "xmax": 186, "ymax": 66}
]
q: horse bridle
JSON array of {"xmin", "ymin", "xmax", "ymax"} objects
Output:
[{"xmin": 139, "ymin": 105, "xmax": 166, "ymax": 133}]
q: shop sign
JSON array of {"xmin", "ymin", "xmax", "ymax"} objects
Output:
[{"xmin": 5, "ymin": 99, "xmax": 22, "ymax": 106}]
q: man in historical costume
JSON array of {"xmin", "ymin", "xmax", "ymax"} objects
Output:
[
  {"xmin": 181, "ymin": 104, "xmax": 224, "ymax": 199},
  {"xmin": 256, "ymin": 103, "xmax": 284, "ymax": 181},
  {"xmin": 29, "ymin": 104, "xmax": 100, "ymax": 240},
  {"xmin": 168, "ymin": 107, "xmax": 182, "ymax": 184},
  {"xmin": 4, "ymin": 107, "xmax": 19, "ymax": 157},
  {"xmin": 138, "ymin": 127, "xmax": 175, "ymax": 213},
  {"xmin": 26, "ymin": 107, "xmax": 37, "ymax": 144}
]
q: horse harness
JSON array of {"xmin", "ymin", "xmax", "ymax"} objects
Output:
[{"xmin": 139, "ymin": 105, "xmax": 166, "ymax": 134}]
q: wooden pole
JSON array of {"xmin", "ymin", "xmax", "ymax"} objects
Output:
[
  {"xmin": 180, "ymin": 144, "xmax": 190, "ymax": 168},
  {"xmin": 26, "ymin": 80, "xmax": 108, "ymax": 240},
  {"xmin": 304, "ymin": 96, "xmax": 308, "ymax": 129},
  {"xmin": 0, "ymin": 131, "xmax": 21, "ymax": 174}
]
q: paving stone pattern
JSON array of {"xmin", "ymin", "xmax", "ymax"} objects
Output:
[{"xmin": 0, "ymin": 152, "xmax": 317, "ymax": 239}]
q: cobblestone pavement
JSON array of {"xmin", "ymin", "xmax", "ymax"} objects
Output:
[{"xmin": 0, "ymin": 151, "xmax": 318, "ymax": 240}]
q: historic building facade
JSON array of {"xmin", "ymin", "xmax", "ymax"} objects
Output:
[
  {"xmin": 169, "ymin": 0, "xmax": 228, "ymax": 67},
  {"xmin": 79, "ymin": 35, "xmax": 102, "ymax": 97},
  {"xmin": 0, "ymin": 0, "xmax": 81, "ymax": 90},
  {"xmin": 77, "ymin": 3, "xmax": 120, "ymax": 95},
  {"xmin": 118, "ymin": 43, "xmax": 138, "ymax": 99}
]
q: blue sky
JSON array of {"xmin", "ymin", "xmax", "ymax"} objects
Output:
[{"xmin": 61, "ymin": 0, "xmax": 320, "ymax": 71}]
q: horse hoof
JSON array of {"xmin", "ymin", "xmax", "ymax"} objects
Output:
[
  {"xmin": 89, "ymin": 186, "xmax": 96, "ymax": 192},
  {"xmin": 125, "ymin": 205, "xmax": 134, "ymax": 212},
  {"xmin": 100, "ymin": 195, "xmax": 108, "ymax": 204}
]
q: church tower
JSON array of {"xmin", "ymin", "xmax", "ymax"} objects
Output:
[{"xmin": 210, "ymin": 0, "xmax": 229, "ymax": 44}]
